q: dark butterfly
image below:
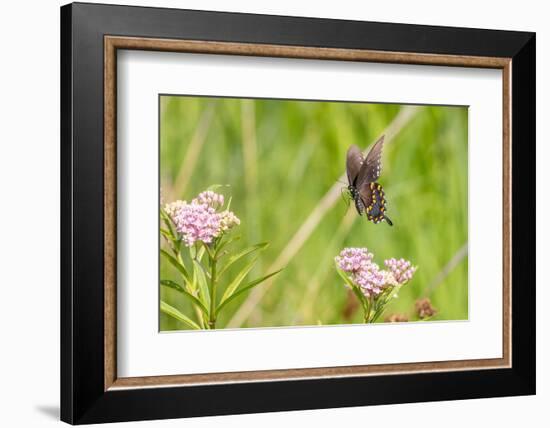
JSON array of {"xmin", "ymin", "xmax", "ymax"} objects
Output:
[{"xmin": 346, "ymin": 135, "xmax": 393, "ymax": 226}]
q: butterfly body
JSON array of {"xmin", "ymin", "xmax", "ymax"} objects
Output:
[
  {"xmin": 348, "ymin": 184, "xmax": 365, "ymax": 214},
  {"xmin": 346, "ymin": 137, "xmax": 393, "ymax": 226}
]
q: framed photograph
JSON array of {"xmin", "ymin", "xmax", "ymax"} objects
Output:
[{"xmin": 60, "ymin": 2, "xmax": 535, "ymax": 424}]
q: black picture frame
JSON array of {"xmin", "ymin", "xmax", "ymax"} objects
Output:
[{"xmin": 61, "ymin": 2, "xmax": 535, "ymax": 424}]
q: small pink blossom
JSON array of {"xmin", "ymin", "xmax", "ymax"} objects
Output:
[
  {"xmin": 164, "ymin": 200, "xmax": 187, "ymax": 219},
  {"xmin": 335, "ymin": 248, "xmax": 374, "ymax": 274},
  {"xmin": 353, "ymin": 264, "xmax": 386, "ymax": 297},
  {"xmin": 381, "ymin": 270, "xmax": 398, "ymax": 287},
  {"xmin": 219, "ymin": 210, "xmax": 240, "ymax": 232},
  {"xmin": 384, "ymin": 258, "xmax": 417, "ymax": 285},
  {"xmin": 194, "ymin": 190, "xmax": 224, "ymax": 209}
]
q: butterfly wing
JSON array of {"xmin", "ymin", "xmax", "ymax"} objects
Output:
[
  {"xmin": 356, "ymin": 181, "xmax": 372, "ymax": 214},
  {"xmin": 357, "ymin": 181, "xmax": 392, "ymax": 225},
  {"xmin": 356, "ymin": 135, "xmax": 385, "ymax": 185},
  {"xmin": 346, "ymin": 145, "xmax": 364, "ymax": 186}
]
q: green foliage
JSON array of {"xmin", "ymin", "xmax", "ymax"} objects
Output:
[
  {"xmin": 160, "ymin": 96, "xmax": 468, "ymax": 330},
  {"xmin": 160, "ymin": 301, "xmax": 201, "ymax": 330},
  {"xmin": 160, "ymin": 207, "xmax": 280, "ymax": 329}
]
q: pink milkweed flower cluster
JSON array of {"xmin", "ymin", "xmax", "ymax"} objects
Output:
[
  {"xmin": 335, "ymin": 247, "xmax": 416, "ymax": 297},
  {"xmin": 165, "ymin": 191, "xmax": 240, "ymax": 247},
  {"xmin": 335, "ymin": 248, "xmax": 373, "ymax": 274},
  {"xmin": 384, "ymin": 258, "xmax": 417, "ymax": 284}
]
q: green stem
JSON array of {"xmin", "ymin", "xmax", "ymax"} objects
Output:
[
  {"xmin": 365, "ymin": 296, "xmax": 377, "ymax": 323},
  {"xmin": 179, "ymin": 246, "xmax": 203, "ymax": 329},
  {"xmin": 370, "ymin": 286, "xmax": 398, "ymax": 323},
  {"xmin": 190, "ymin": 244, "xmax": 209, "ymax": 329},
  {"xmin": 370, "ymin": 306, "xmax": 385, "ymax": 323},
  {"xmin": 364, "ymin": 297, "xmax": 371, "ymax": 323},
  {"xmin": 209, "ymin": 247, "xmax": 217, "ymax": 329}
]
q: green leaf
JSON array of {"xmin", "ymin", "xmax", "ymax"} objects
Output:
[
  {"xmin": 160, "ymin": 301, "xmax": 201, "ymax": 330},
  {"xmin": 160, "ymin": 249, "xmax": 191, "ymax": 283},
  {"xmin": 160, "ymin": 280, "xmax": 209, "ymax": 315},
  {"xmin": 336, "ymin": 267, "xmax": 355, "ymax": 289},
  {"xmin": 336, "ymin": 267, "xmax": 367, "ymax": 307},
  {"xmin": 207, "ymin": 184, "xmax": 230, "ymax": 191},
  {"xmin": 220, "ymin": 254, "xmax": 260, "ymax": 303},
  {"xmin": 196, "ymin": 245, "xmax": 206, "ymax": 262},
  {"xmin": 160, "ymin": 208, "xmax": 176, "ymax": 235},
  {"xmin": 351, "ymin": 286, "xmax": 368, "ymax": 311},
  {"xmin": 193, "ymin": 259, "xmax": 211, "ymax": 309},
  {"xmin": 193, "ymin": 258, "xmax": 211, "ymax": 280},
  {"xmin": 370, "ymin": 306, "xmax": 386, "ymax": 323},
  {"xmin": 216, "ymin": 269, "xmax": 282, "ymax": 315},
  {"xmin": 218, "ymin": 242, "xmax": 268, "ymax": 277}
]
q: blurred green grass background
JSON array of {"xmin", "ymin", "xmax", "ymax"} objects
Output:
[{"xmin": 160, "ymin": 95, "xmax": 468, "ymax": 330}]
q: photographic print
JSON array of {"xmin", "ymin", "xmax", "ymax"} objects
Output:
[{"xmin": 159, "ymin": 95, "xmax": 468, "ymax": 331}]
